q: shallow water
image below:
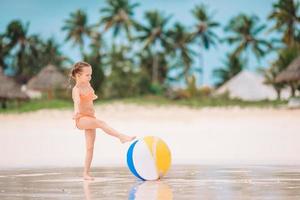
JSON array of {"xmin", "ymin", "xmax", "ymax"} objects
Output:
[{"xmin": 0, "ymin": 165, "xmax": 300, "ymax": 199}]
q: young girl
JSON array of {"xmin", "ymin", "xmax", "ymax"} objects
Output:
[{"xmin": 70, "ymin": 61, "xmax": 136, "ymax": 180}]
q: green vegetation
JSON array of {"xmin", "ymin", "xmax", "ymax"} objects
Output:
[
  {"xmin": 0, "ymin": 99, "xmax": 73, "ymax": 113},
  {"xmin": 115, "ymin": 96, "xmax": 286, "ymax": 108},
  {"xmin": 0, "ymin": 0, "xmax": 299, "ymax": 109},
  {"xmin": 0, "ymin": 96, "xmax": 287, "ymax": 114}
]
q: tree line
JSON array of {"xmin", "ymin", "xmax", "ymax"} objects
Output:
[{"xmin": 0, "ymin": 0, "xmax": 299, "ymax": 99}]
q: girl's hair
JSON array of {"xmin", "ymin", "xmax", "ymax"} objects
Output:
[
  {"xmin": 70, "ymin": 61, "xmax": 91, "ymax": 79},
  {"xmin": 68, "ymin": 61, "xmax": 91, "ymax": 89}
]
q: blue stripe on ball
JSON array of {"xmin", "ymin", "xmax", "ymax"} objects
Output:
[{"xmin": 127, "ymin": 140, "xmax": 145, "ymax": 181}]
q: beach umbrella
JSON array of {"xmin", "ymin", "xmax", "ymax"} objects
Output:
[
  {"xmin": 276, "ymin": 56, "xmax": 300, "ymax": 83},
  {"xmin": 27, "ymin": 64, "xmax": 68, "ymax": 99},
  {"xmin": 0, "ymin": 68, "xmax": 29, "ymax": 108}
]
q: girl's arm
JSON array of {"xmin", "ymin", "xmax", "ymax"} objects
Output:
[{"xmin": 72, "ymin": 87, "xmax": 80, "ymax": 119}]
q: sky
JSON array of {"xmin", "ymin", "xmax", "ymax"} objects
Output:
[{"xmin": 0, "ymin": 0, "xmax": 278, "ymax": 86}]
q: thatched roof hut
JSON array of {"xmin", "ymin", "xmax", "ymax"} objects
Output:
[
  {"xmin": 0, "ymin": 68, "xmax": 28, "ymax": 100},
  {"xmin": 216, "ymin": 71, "xmax": 291, "ymax": 101},
  {"xmin": 276, "ymin": 56, "xmax": 300, "ymax": 83},
  {"xmin": 27, "ymin": 64, "xmax": 68, "ymax": 90},
  {"xmin": 27, "ymin": 64, "xmax": 68, "ymax": 99}
]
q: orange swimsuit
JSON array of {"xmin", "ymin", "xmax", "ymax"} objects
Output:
[{"xmin": 73, "ymin": 84, "xmax": 98, "ymax": 129}]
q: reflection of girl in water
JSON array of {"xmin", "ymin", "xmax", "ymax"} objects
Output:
[{"xmin": 70, "ymin": 61, "xmax": 136, "ymax": 180}]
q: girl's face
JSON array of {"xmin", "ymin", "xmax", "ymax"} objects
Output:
[{"xmin": 76, "ymin": 66, "xmax": 92, "ymax": 83}]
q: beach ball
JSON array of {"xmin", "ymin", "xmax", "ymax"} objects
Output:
[{"xmin": 127, "ymin": 136, "xmax": 172, "ymax": 181}]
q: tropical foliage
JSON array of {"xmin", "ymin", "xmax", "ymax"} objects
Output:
[{"xmin": 0, "ymin": 0, "xmax": 299, "ymax": 101}]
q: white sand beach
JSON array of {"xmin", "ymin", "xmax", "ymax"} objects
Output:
[{"xmin": 0, "ymin": 103, "xmax": 300, "ymax": 169}]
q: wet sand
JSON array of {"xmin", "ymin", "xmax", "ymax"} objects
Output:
[{"xmin": 0, "ymin": 165, "xmax": 300, "ymax": 199}]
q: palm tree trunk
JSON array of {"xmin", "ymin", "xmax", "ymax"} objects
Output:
[
  {"xmin": 80, "ymin": 44, "xmax": 85, "ymax": 59},
  {"xmin": 289, "ymin": 82, "xmax": 296, "ymax": 97},
  {"xmin": 199, "ymin": 49, "xmax": 204, "ymax": 86},
  {"xmin": 152, "ymin": 53, "xmax": 159, "ymax": 83},
  {"xmin": 47, "ymin": 90, "xmax": 53, "ymax": 100},
  {"xmin": 287, "ymin": 22, "xmax": 294, "ymax": 46},
  {"xmin": 17, "ymin": 43, "xmax": 26, "ymax": 78},
  {"xmin": 275, "ymin": 87, "xmax": 281, "ymax": 100}
]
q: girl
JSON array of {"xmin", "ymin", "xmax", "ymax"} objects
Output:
[{"xmin": 70, "ymin": 61, "xmax": 136, "ymax": 180}]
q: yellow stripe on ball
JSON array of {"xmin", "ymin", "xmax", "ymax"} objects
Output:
[{"xmin": 155, "ymin": 139, "xmax": 171, "ymax": 177}]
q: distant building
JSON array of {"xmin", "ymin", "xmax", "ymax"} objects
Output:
[
  {"xmin": 27, "ymin": 64, "xmax": 68, "ymax": 99},
  {"xmin": 215, "ymin": 71, "xmax": 290, "ymax": 101}
]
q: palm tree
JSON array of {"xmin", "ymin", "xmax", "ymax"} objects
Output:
[
  {"xmin": 40, "ymin": 38, "xmax": 70, "ymax": 67},
  {"xmin": 20, "ymin": 34, "xmax": 45, "ymax": 75},
  {"xmin": 224, "ymin": 14, "xmax": 272, "ymax": 60},
  {"xmin": 21, "ymin": 35, "xmax": 69, "ymax": 77},
  {"xmin": 213, "ymin": 53, "xmax": 245, "ymax": 87},
  {"xmin": 100, "ymin": 0, "xmax": 139, "ymax": 41},
  {"xmin": 167, "ymin": 22, "xmax": 196, "ymax": 83},
  {"xmin": 3, "ymin": 20, "xmax": 68, "ymax": 83},
  {"xmin": 191, "ymin": 4, "xmax": 220, "ymax": 85},
  {"xmin": 268, "ymin": 0, "xmax": 300, "ymax": 46},
  {"xmin": 0, "ymin": 34, "xmax": 10, "ymax": 70},
  {"xmin": 84, "ymin": 32, "xmax": 105, "ymax": 93},
  {"xmin": 136, "ymin": 10, "xmax": 171, "ymax": 84},
  {"xmin": 5, "ymin": 20, "xmax": 29, "ymax": 49},
  {"xmin": 260, "ymin": 65, "xmax": 285, "ymax": 100},
  {"xmin": 5, "ymin": 20, "xmax": 29, "ymax": 78},
  {"xmin": 105, "ymin": 44, "xmax": 138, "ymax": 97},
  {"xmin": 138, "ymin": 50, "xmax": 169, "ymax": 87},
  {"xmin": 62, "ymin": 9, "xmax": 94, "ymax": 57},
  {"xmin": 5, "ymin": 20, "xmax": 41, "ymax": 83}
]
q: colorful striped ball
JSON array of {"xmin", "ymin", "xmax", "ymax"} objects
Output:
[{"xmin": 127, "ymin": 136, "xmax": 172, "ymax": 181}]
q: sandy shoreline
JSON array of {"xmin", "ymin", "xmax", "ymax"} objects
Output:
[{"xmin": 1, "ymin": 103, "xmax": 300, "ymax": 169}]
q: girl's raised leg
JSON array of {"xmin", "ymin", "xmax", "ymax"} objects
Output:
[{"xmin": 77, "ymin": 117, "xmax": 136, "ymax": 143}]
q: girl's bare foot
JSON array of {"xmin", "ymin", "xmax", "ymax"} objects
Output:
[
  {"xmin": 83, "ymin": 174, "xmax": 94, "ymax": 180},
  {"xmin": 119, "ymin": 135, "xmax": 136, "ymax": 143}
]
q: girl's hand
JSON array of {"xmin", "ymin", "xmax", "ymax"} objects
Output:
[{"xmin": 72, "ymin": 112, "xmax": 80, "ymax": 120}]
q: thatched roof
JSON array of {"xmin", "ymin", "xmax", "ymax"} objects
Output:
[
  {"xmin": 276, "ymin": 56, "xmax": 300, "ymax": 83},
  {"xmin": 216, "ymin": 70, "xmax": 291, "ymax": 101},
  {"xmin": 0, "ymin": 68, "xmax": 28, "ymax": 100},
  {"xmin": 27, "ymin": 64, "xmax": 68, "ymax": 91}
]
